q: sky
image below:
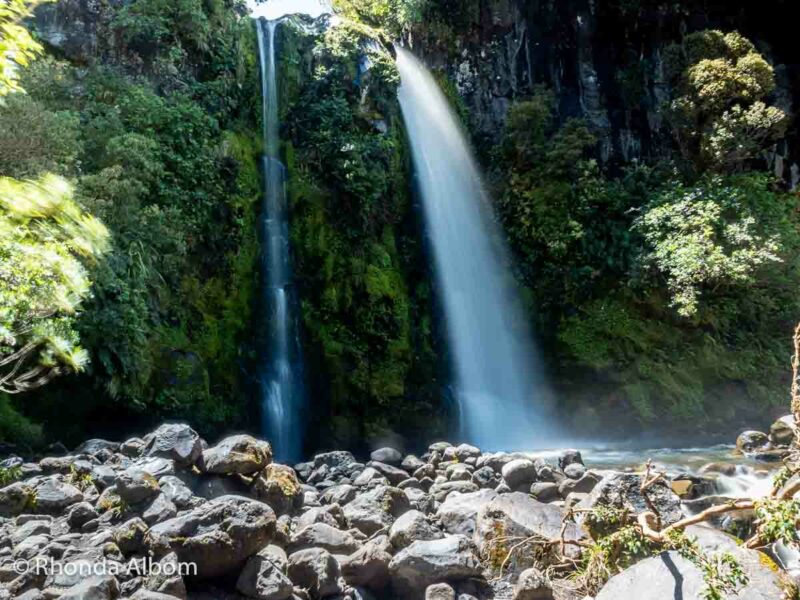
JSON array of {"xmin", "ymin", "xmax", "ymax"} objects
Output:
[{"xmin": 247, "ymin": 0, "xmax": 330, "ymax": 19}]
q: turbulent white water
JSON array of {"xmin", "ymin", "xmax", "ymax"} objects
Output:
[
  {"xmin": 256, "ymin": 19, "xmax": 305, "ymax": 462},
  {"xmin": 396, "ymin": 47, "xmax": 555, "ymax": 450}
]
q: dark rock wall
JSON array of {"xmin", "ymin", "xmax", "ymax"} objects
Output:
[{"xmin": 405, "ymin": 0, "xmax": 798, "ymax": 183}]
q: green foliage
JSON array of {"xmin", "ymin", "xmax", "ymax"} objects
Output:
[
  {"xmin": 0, "ymin": 175, "xmax": 109, "ymax": 394},
  {"xmin": 2, "ymin": 0, "xmax": 262, "ymax": 442},
  {"xmin": 634, "ymin": 175, "xmax": 790, "ymax": 317},
  {"xmin": 668, "ymin": 531, "xmax": 749, "ymax": 600},
  {"xmin": 284, "ymin": 21, "xmax": 440, "ymax": 446},
  {"xmin": 0, "ymin": 0, "xmax": 41, "ymax": 96},
  {"xmin": 754, "ymin": 499, "xmax": 800, "ymax": 547},
  {"xmin": 665, "ymin": 30, "xmax": 787, "ymax": 172},
  {"xmin": 0, "ymin": 462, "xmax": 23, "ymax": 486}
]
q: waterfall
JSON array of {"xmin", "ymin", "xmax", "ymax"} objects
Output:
[
  {"xmin": 396, "ymin": 47, "xmax": 555, "ymax": 450},
  {"xmin": 256, "ymin": 19, "xmax": 305, "ymax": 462}
]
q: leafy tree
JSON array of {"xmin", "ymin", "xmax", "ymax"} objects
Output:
[
  {"xmin": 665, "ymin": 30, "xmax": 787, "ymax": 172},
  {"xmin": 0, "ymin": 0, "xmax": 41, "ymax": 97},
  {"xmin": 0, "ymin": 175, "xmax": 109, "ymax": 394},
  {"xmin": 634, "ymin": 174, "xmax": 789, "ymax": 317}
]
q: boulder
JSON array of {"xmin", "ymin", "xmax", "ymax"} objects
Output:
[
  {"xmin": 513, "ymin": 567, "xmax": 554, "ymax": 600},
  {"xmin": 57, "ymin": 575, "xmax": 120, "ymax": 600},
  {"xmin": 769, "ymin": 416, "xmax": 796, "ymax": 446},
  {"xmin": 252, "ymin": 464, "xmax": 302, "ymax": 515},
  {"xmin": 340, "ymin": 536, "xmax": 392, "ymax": 590},
  {"xmin": 287, "ymin": 548, "xmax": 342, "ymax": 599},
  {"xmin": 321, "ymin": 484, "xmax": 356, "ymax": 506},
  {"xmin": 388, "ymin": 535, "xmax": 482, "ymax": 597},
  {"xmin": 529, "ymin": 483, "xmax": 559, "ymax": 504},
  {"xmin": 353, "ymin": 467, "xmax": 388, "ymax": 488},
  {"xmin": 142, "ymin": 493, "xmax": 177, "ymax": 526},
  {"xmin": 401, "ymin": 455, "xmax": 425, "ymax": 472},
  {"xmin": 577, "ymin": 472, "xmax": 682, "ymax": 526},
  {"xmin": 370, "ymin": 448, "xmax": 403, "ymax": 466},
  {"xmin": 367, "ymin": 462, "xmax": 410, "ymax": 485},
  {"xmin": 67, "ymin": 502, "xmax": 98, "ymax": 529},
  {"xmin": 296, "ymin": 505, "xmax": 346, "ymax": 530},
  {"xmin": 475, "ymin": 493, "xmax": 583, "ymax": 569},
  {"xmin": 33, "ymin": 476, "xmax": 83, "ymax": 513},
  {"xmin": 116, "ymin": 469, "xmax": 160, "ymax": 505},
  {"xmin": 389, "ymin": 510, "xmax": 443, "ymax": 549},
  {"xmin": 202, "ymin": 435, "xmax": 272, "ymax": 475},
  {"xmin": 0, "ymin": 482, "xmax": 36, "ymax": 517},
  {"xmin": 430, "ymin": 481, "xmax": 479, "ymax": 502},
  {"xmin": 142, "ymin": 424, "xmax": 202, "ymax": 468},
  {"xmin": 149, "ymin": 495, "xmax": 276, "ymax": 578},
  {"xmin": 343, "ymin": 485, "xmax": 409, "ymax": 535},
  {"xmin": 736, "ymin": 430, "xmax": 769, "ymax": 454},
  {"xmin": 436, "ymin": 489, "xmax": 498, "ymax": 536},
  {"xmin": 557, "ymin": 450, "xmax": 583, "ymax": 471},
  {"xmin": 288, "ymin": 522, "xmax": 360, "ymax": 555},
  {"xmin": 74, "ymin": 440, "xmax": 120, "ymax": 456},
  {"xmin": 501, "ymin": 460, "xmax": 537, "ymax": 491},
  {"xmin": 426, "ymin": 583, "xmax": 456, "ymax": 600},
  {"xmin": 562, "ymin": 463, "xmax": 585, "ymax": 480},
  {"xmin": 236, "ymin": 546, "xmax": 293, "ymax": 600},
  {"xmin": 158, "ymin": 476, "xmax": 196, "ymax": 510},
  {"xmin": 558, "ymin": 471, "xmax": 601, "ymax": 498}
]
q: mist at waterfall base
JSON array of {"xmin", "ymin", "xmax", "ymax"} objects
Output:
[
  {"xmin": 256, "ymin": 19, "xmax": 306, "ymax": 463},
  {"xmin": 396, "ymin": 47, "xmax": 558, "ymax": 451}
]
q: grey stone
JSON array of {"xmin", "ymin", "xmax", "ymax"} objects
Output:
[
  {"xmin": 501, "ymin": 460, "xmax": 537, "ymax": 491},
  {"xmin": 513, "ymin": 567, "xmax": 553, "ymax": 600},
  {"xmin": 150, "ymin": 495, "xmax": 276, "ymax": 578},
  {"xmin": 370, "ymin": 448, "xmax": 403, "ymax": 466},
  {"xmin": 426, "ymin": 583, "xmax": 456, "ymax": 600},
  {"xmin": 202, "ymin": 435, "xmax": 273, "ymax": 476},
  {"xmin": 288, "ymin": 522, "xmax": 360, "ymax": 555},
  {"xmin": 287, "ymin": 548, "xmax": 341, "ymax": 599},
  {"xmin": 116, "ymin": 469, "xmax": 160, "ymax": 505},
  {"xmin": 436, "ymin": 489, "xmax": 498, "ymax": 536},
  {"xmin": 340, "ymin": 536, "xmax": 392, "ymax": 590},
  {"xmin": 142, "ymin": 424, "xmax": 202, "ymax": 468},
  {"xmin": 389, "ymin": 510, "xmax": 443, "ymax": 549},
  {"xmin": 236, "ymin": 546, "xmax": 293, "ymax": 600},
  {"xmin": 388, "ymin": 535, "xmax": 482, "ymax": 596}
]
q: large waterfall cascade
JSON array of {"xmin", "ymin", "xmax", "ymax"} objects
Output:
[
  {"xmin": 396, "ymin": 47, "xmax": 556, "ymax": 450},
  {"xmin": 256, "ymin": 19, "xmax": 306, "ymax": 462}
]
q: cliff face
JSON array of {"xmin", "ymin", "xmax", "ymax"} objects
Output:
[{"xmin": 405, "ymin": 0, "xmax": 798, "ymax": 184}]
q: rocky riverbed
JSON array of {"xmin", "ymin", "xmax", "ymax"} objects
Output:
[{"xmin": 1, "ymin": 420, "xmax": 798, "ymax": 600}]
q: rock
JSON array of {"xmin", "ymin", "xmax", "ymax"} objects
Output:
[
  {"xmin": 114, "ymin": 517, "xmax": 149, "ymax": 555},
  {"xmin": 150, "ymin": 495, "xmax": 276, "ymax": 578},
  {"xmin": 370, "ymin": 448, "xmax": 403, "ymax": 466},
  {"xmin": 353, "ymin": 468, "xmax": 388, "ymax": 488},
  {"xmin": 699, "ymin": 462, "xmax": 738, "ymax": 476},
  {"xmin": 57, "ymin": 575, "xmax": 120, "ymax": 600},
  {"xmin": 557, "ymin": 450, "xmax": 583, "ymax": 471},
  {"xmin": 388, "ymin": 535, "xmax": 482, "ymax": 596},
  {"xmin": 343, "ymin": 485, "xmax": 409, "ymax": 535},
  {"xmin": 289, "ymin": 522, "xmax": 360, "ymax": 554},
  {"xmin": 67, "ymin": 502, "xmax": 98, "ymax": 529},
  {"xmin": 413, "ymin": 464, "xmax": 436, "ymax": 480},
  {"xmin": 436, "ymin": 489, "xmax": 498, "ymax": 536},
  {"xmin": 0, "ymin": 482, "xmax": 36, "ymax": 517},
  {"xmin": 202, "ymin": 435, "xmax": 273, "ymax": 475},
  {"xmin": 236, "ymin": 546, "xmax": 293, "ymax": 600},
  {"xmin": 426, "ymin": 583, "xmax": 456, "ymax": 600},
  {"xmin": 577, "ymin": 472, "xmax": 682, "ymax": 526},
  {"xmin": 529, "ymin": 482, "xmax": 560, "ymax": 503},
  {"xmin": 297, "ymin": 505, "xmax": 346, "ymax": 530},
  {"xmin": 401, "ymin": 455, "xmax": 425, "ymax": 472},
  {"xmin": 430, "ymin": 481, "xmax": 479, "ymax": 502},
  {"xmin": 142, "ymin": 493, "xmax": 177, "ymax": 525},
  {"xmin": 367, "ymin": 462, "xmax": 409, "ymax": 485},
  {"xmin": 471, "ymin": 466, "xmax": 496, "ymax": 488},
  {"xmin": 389, "ymin": 510, "xmax": 443, "ymax": 549},
  {"xmin": 501, "ymin": 460, "xmax": 537, "ymax": 491},
  {"xmin": 513, "ymin": 567, "xmax": 554, "ymax": 600},
  {"xmin": 130, "ymin": 591, "xmax": 181, "ymax": 600},
  {"xmin": 158, "ymin": 476, "xmax": 196, "ymax": 510},
  {"xmin": 142, "ymin": 552, "xmax": 187, "ymax": 598},
  {"xmin": 287, "ymin": 548, "xmax": 341, "ymax": 599},
  {"xmin": 340, "ymin": 537, "xmax": 392, "ymax": 590},
  {"xmin": 33, "ymin": 476, "xmax": 83, "ymax": 513},
  {"xmin": 313, "ymin": 451, "xmax": 356, "ymax": 470},
  {"xmin": 130, "ymin": 457, "xmax": 175, "ymax": 479},
  {"xmin": 752, "ymin": 448, "xmax": 790, "ymax": 462},
  {"xmin": 321, "ymin": 484, "xmax": 356, "ymax": 506},
  {"xmin": 117, "ymin": 469, "xmax": 160, "ymax": 504},
  {"xmin": 475, "ymin": 493, "xmax": 584, "ymax": 569},
  {"xmin": 454, "ymin": 444, "xmax": 481, "ymax": 461},
  {"xmin": 74, "ymin": 440, "xmax": 120, "ymax": 456},
  {"xmin": 736, "ymin": 430, "xmax": 769, "ymax": 454},
  {"xmin": 252, "ymin": 464, "xmax": 302, "ymax": 515},
  {"xmin": 558, "ymin": 471, "xmax": 601, "ymax": 498},
  {"xmin": 595, "ymin": 529, "xmax": 789, "ymax": 600},
  {"xmin": 770, "ymin": 416, "xmax": 796, "ymax": 446},
  {"xmin": 120, "ymin": 438, "xmax": 145, "ymax": 458},
  {"xmin": 142, "ymin": 424, "xmax": 202, "ymax": 468},
  {"xmin": 562, "ymin": 463, "xmax": 585, "ymax": 480},
  {"xmin": 670, "ymin": 474, "xmax": 716, "ymax": 500},
  {"xmin": 445, "ymin": 463, "xmax": 473, "ymax": 482}
]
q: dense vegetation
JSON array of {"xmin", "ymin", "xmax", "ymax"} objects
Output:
[
  {"xmin": 1, "ymin": 0, "xmax": 261, "ymax": 448},
  {"xmin": 2, "ymin": 0, "xmax": 798, "ymax": 449}
]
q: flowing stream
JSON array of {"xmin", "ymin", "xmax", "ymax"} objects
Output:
[
  {"xmin": 396, "ymin": 47, "xmax": 555, "ymax": 450},
  {"xmin": 256, "ymin": 19, "xmax": 305, "ymax": 462}
]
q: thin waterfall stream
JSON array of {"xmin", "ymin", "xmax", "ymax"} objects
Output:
[
  {"xmin": 256, "ymin": 18, "xmax": 305, "ymax": 462},
  {"xmin": 396, "ymin": 47, "xmax": 555, "ymax": 450}
]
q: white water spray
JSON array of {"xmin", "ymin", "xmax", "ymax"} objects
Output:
[
  {"xmin": 256, "ymin": 19, "xmax": 305, "ymax": 462},
  {"xmin": 396, "ymin": 47, "xmax": 555, "ymax": 450}
]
